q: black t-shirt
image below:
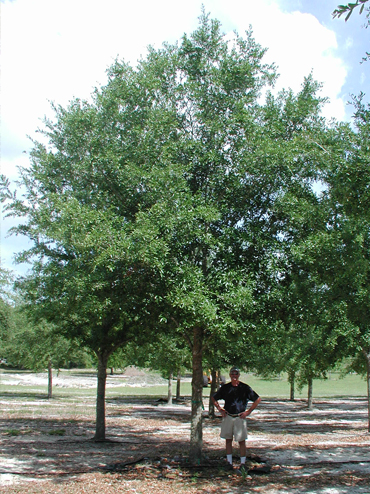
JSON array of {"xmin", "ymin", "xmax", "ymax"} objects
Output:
[{"xmin": 213, "ymin": 382, "xmax": 259, "ymax": 415}]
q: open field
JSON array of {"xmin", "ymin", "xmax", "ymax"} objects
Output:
[
  {"xmin": 1, "ymin": 367, "xmax": 367, "ymax": 399},
  {"xmin": 0, "ymin": 368, "xmax": 369, "ymax": 493}
]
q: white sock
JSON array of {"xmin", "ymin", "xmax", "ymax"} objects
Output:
[
  {"xmin": 240, "ymin": 456, "xmax": 246, "ymax": 464},
  {"xmin": 227, "ymin": 454, "xmax": 232, "ymax": 464}
]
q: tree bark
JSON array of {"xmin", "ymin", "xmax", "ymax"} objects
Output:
[
  {"xmin": 176, "ymin": 370, "xmax": 181, "ymax": 400},
  {"xmin": 168, "ymin": 371, "xmax": 173, "ymax": 405},
  {"xmin": 288, "ymin": 370, "xmax": 295, "ymax": 401},
  {"xmin": 307, "ymin": 376, "xmax": 313, "ymax": 409},
  {"xmin": 94, "ymin": 353, "xmax": 108, "ymax": 441},
  {"xmin": 363, "ymin": 348, "xmax": 370, "ymax": 433},
  {"xmin": 189, "ymin": 326, "xmax": 204, "ymax": 464},
  {"xmin": 208, "ymin": 369, "xmax": 218, "ymax": 418},
  {"xmin": 47, "ymin": 358, "xmax": 52, "ymax": 399}
]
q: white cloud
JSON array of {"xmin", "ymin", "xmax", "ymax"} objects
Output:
[{"xmin": 345, "ymin": 37, "xmax": 354, "ymax": 49}]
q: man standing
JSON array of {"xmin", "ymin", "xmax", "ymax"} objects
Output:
[{"xmin": 211, "ymin": 367, "xmax": 261, "ymax": 470}]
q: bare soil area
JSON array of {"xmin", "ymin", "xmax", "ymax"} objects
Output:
[{"xmin": 1, "ymin": 369, "xmax": 370, "ymax": 493}]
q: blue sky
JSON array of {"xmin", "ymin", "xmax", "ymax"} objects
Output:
[
  {"xmin": 287, "ymin": 0, "xmax": 369, "ymax": 96},
  {"xmin": 1, "ymin": 0, "xmax": 369, "ymax": 277}
]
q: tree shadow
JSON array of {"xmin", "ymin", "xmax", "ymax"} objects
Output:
[
  {"xmin": 0, "ymin": 391, "xmax": 52, "ymax": 400},
  {"xmin": 1, "ymin": 397, "xmax": 369, "ymax": 489},
  {"xmin": 0, "ymin": 414, "xmax": 195, "ymax": 484},
  {"xmin": 253, "ymin": 398, "xmax": 368, "ymax": 435}
]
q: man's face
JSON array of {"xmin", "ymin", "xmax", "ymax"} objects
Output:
[{"xmin": 230, "ymin": 371, "xmax": 240, "ymax": 383}]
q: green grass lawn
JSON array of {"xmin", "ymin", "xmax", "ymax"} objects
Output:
[
  {"xmin": 239, "ymin": 372, "xmax": 367, "ymax": 399},
  {"xmin": 97, "ymin": 372, "xmax": 366, "ymax": 401},
  {"xmin": 106, "ymin": 371, "xmax": 367, "ymax": 400},
  {"xmin": 0, "ymin": 368, "xmax": 367, "ymax": 401}
]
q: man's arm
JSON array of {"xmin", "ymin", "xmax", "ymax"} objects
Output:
[
  {"xmin": 211, "ymin": 396, "xmax": 227, "ymax": 417},
  {"xmin": 240, "ymin": 396, "xmax": 261, "ymax": 419}
]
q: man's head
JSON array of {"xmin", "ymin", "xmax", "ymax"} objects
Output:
[{"xmin": 229, "ymin": 367, "xmax": 240, "ymax": 378}]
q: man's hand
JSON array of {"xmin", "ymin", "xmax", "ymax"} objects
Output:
[
  {"xmin": 240, "ymin": 397, "xmax": 261, "ymax": 419},
  {"xmin": 220, "ymin": 408, "xmax": 227, "ymax": 417}
]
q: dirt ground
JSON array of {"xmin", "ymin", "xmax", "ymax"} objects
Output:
[{"xmin": 1, "ymin": 369, "xmax": 370, "ymax": 493}]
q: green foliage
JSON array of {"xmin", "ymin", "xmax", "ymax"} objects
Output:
[
  {"xmin": 0, "ymin": 174, "xmax": 12, "ymax": 203},
  {"xmin": 319, "ymin": 98, "xmax": 370, "ymax": 352},
  {"xmin": 2, "ymin": 305, "xmax": 91, "ymax": 371},
  {"xmin": 6, "ymin": 12, "xmax": 328, "ymax": 373},
  {"xmin": 274, "ymin": 95, "xmax": 370, "ymax": 401},
  {"xmin": 117, "ymin": 334, "xmax": 192, "ymax": 379},
  {"xmin": 333, "ymin": 0, "xmax": 370, "ymax": 21}
]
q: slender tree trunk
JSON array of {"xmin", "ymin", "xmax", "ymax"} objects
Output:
[
  {"xmin": 94, "ymin": 353, "xmax": 108, "ymax": 441},
  {"xmin": 168, "ymin": 371, "xmax": 173, "ymax": 405},
  {"xmin": 307, "ymin": 376, "xmax": 313, "ymax": 409},
  {"xmin": 176, "ymin": 370, "xmax": 181, "ymax": 401},
  {"xmin": 288, "ymin": 370, "xmax": 295, "ymax": 401},
  {"xmin": 189, "ymin": 326, "xmax": 204, "ymax": 464},
  {"xmin": 363, "ymin": 348, "xmax": 370, "ymax": 433},
  {"xmin": 367, "ymin": 355, "xmax": 370, "ymax": 433},
  {"xmin": 47, "ymin": 358, "xmax": 52, "ymax": 399},
  {"xmin": 208, "ymin": 369, "xmax": 218, "ymax": 418}
]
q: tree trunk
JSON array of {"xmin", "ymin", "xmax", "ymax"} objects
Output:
[
  {"xmin": 307, "ymin": 376, "xmax": 313, "ymax": 409},
  {"xmin": 189, "ymin": 326, "xmax": 204, "ymax": 464},
  {"xmin": 288, "ymin": 370, "xmax": 295, "ymax": 401},
  {"xmin": 47, "ymin": 358, "xmax": 52, "ymax": 399},
  {"xmin": 363, "ymin": 348, "xmax": 370, "ymax": 433},
  {"xmin": 168, "ymin": 371, "xmax": 173, "ymax": 405},
  {"xmin": 208, "ymin": 369, "xmax": 218, "ymax": 418},
  {"xmin": 176, "ymin": 370, "xmax": 181, "ymax": 400},
  {"xmin": 94, "ymin": 353, "xmax": 108, "ymax": 441}
]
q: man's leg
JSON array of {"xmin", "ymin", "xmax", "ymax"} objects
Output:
[
  {"xmin": 226, "ymin": 438, "xmax": 233, "ymax": 464},
  {"xmin": 239, "ymin": 440, "xmax": 246, "ymax": 464},
  {"xmin": 226, "ymin": 439, "xmax": 233, "ymax": 455},
  {"xmin": 221, "ymin": 416, "xmax": 234, "ymax": 466}
]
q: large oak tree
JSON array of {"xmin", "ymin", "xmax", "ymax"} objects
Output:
[{"xmin": 7, "ymin": 10, "xmax": 334, "ymax": 459}]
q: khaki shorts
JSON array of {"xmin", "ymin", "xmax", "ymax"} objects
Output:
[{"xmin": 220, "ymin": 414, "xmax": 248, "ymax": 442}]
